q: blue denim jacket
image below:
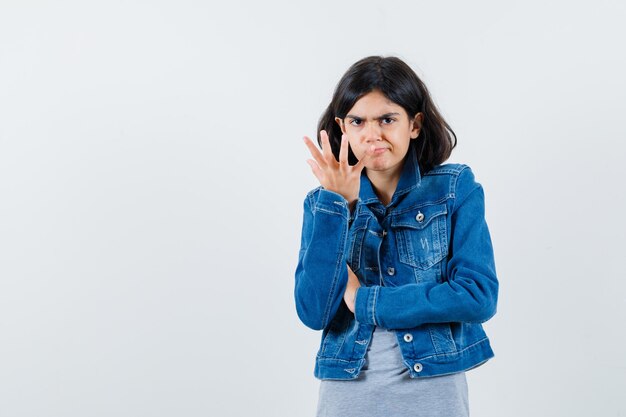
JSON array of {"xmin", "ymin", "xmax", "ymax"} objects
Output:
[{"xmin": 294, "ymin": 147, "xmax": 498, "ymax": 380}]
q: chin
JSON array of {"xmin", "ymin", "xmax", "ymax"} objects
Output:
[{"xmin": 366, "ymin": 162, "xmax": 389, "ymax": 171}]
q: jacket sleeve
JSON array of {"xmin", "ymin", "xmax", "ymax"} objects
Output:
[
  {"xmin": 294, "ymin": 188, "xmax": 351, "ymax": 330},
  {"xmin": 354, "ymin": 166, "xmax": 499, "ymax": 330}
]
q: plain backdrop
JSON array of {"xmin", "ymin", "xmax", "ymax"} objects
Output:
[{"xmin": 1, "ymin": 1, "xmax": 625, "ymax": 416}]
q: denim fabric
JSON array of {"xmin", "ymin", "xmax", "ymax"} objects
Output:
[{"xmin": 294, "ymin": 147, "xmax": 498, "ymax": 380}]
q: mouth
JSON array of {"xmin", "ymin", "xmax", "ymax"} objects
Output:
[{"xmin": 372, "ymin": 147, "xmax": 388, "ymax": 155}]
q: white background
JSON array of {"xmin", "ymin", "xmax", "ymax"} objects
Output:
[{"xmin": 1, "ymin": 1, "xmax": 625, "ymax": 416}]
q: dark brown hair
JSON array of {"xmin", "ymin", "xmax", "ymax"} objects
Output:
[{"xmin": 317, "ymin": 56, "xmax": 456, "ymax": 173}]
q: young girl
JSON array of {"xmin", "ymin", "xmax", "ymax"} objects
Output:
[{"xmin": 295, "ymin": 56, "xmax": 498, "ymax": 417}]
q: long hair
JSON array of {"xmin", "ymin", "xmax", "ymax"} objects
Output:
[{"xmin": 317, "ymin": 56, "xmax": 456, "ymax": 173}]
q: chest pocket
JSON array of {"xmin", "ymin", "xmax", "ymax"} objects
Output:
[{"xmin": 391, "ymin": 203, "xmax": 448, "ymax": 270}]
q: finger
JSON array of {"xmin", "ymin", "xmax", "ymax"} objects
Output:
[
  {"xmin": 303, "ymin": 136, "xmax": 326, "ymax": 168},
  {"xmin": 319, "ymin": 130, "xmax": 337, "ymax": 164},
  {"xmin": 338, "ymin": 134, "xmax": 349, "ymax": 167},
  {"xmin": 306, "ymin": 159, "xmax": 324, "ymax": 183},
  {"xmin": 354, "ymin": 144, "xmax": 375, "ymax": 172}
]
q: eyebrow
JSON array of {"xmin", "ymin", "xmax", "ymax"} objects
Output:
[{"xmin": 345, "ymin": 112, "xmax": 401, "ymax": 120}]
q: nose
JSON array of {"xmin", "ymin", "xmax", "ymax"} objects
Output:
[{"xmin": 364, "ymin": 121, "xmax": 382, "ymax": 142}]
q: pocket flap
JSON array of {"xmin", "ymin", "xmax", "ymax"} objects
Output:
[{"xmin": 391, "ymin": 204, "xmax": 448, "ymax": 230}]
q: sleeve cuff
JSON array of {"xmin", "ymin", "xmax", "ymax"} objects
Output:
[
  {"xmin": 313, "ymin": 189, "xmax": 350, "ymax": 218},
  {"xmin": 354, "ymin": 285, "xmax": 380, "ymax": 326}
]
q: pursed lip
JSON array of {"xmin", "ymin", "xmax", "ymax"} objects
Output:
[{"xmin": 372, "ymin": 147, "xmax": 388, "ymax": 155}]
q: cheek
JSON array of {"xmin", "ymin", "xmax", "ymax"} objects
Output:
[{"xmin": 347, "ymin": 139, "xmax": 362, "ymax": 156}]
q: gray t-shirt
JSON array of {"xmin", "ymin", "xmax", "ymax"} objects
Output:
[{"xmin": 316, "ymin": 326, "xmax": 469, "ymax": 417}]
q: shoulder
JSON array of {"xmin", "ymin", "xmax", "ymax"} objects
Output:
[
  {"xmin": 424, "ymin": 162, "xmax": 471, "ymax": 178},
  {"xmin": 426, "ymin": 163, "xmax": 480, "ymax": 185},
  {"xmin": 424, "ymin": 163, "xmax": 483, "ymax": 209}
]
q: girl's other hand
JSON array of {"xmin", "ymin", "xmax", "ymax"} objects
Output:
[
  {"xmin": 343, "ymin": 265, "xmax": 361, "ymax": 313},
  {"xmin": 303, "ymin": 130, "xmax": 373, "ymax": 208}
]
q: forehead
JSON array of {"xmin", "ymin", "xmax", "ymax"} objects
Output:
[{"xmin": 347, "ymin": 90, "xmax": 405, "ymax": 116}]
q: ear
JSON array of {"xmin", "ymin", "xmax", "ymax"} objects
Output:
[
  {"xmin": 335, "ymin": 117, "xmax": 347, "ymax": 134},
  {"xmin": 410, "ymin": 112, "xmax": 424, "ymax": 139}
]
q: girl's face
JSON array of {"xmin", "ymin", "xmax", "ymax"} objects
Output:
[{"xmin": 336, "ymin": 90, "xmax": 422, "ymax": 177}]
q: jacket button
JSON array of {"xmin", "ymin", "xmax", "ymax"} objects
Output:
[
  {"xmin": 387, "ymin": 267, "xmax": 395, "ymax": 276},
  {"xmin": 416, "ymin": 211, "xmax": 425, "ymax": 222},
  {"xmin": 413, "ymin": 363, "xmax": 423, "ymax": 372},
  {"xmin": 382, "ymin": 230, "xmax": 387, "ymax": 237},
  {"xmin": 403, "ymin": 333, "xmax": 413, "ymax": 343}
]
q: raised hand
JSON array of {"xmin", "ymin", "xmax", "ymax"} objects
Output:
[{"xmin": 303, "ymin": 130, "xmax": 374, "ymax": 207}]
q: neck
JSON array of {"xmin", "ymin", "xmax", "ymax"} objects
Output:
[{"xmin": 366, "ymin": 164, "xmax": 403, "ymax": 206}]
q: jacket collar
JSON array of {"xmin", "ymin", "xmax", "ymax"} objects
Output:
[{"xmin": 359, "ymin": 145, "xmax": 422, "ymax": 207}]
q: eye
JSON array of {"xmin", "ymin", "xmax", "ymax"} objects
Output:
[
  {"xmin": 349, "ymin": 118, "xmax": 362, "ymax": 126},
  {"xmin": 381, "ymin": 117, "xmax": 395, "ymax": 125}
]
